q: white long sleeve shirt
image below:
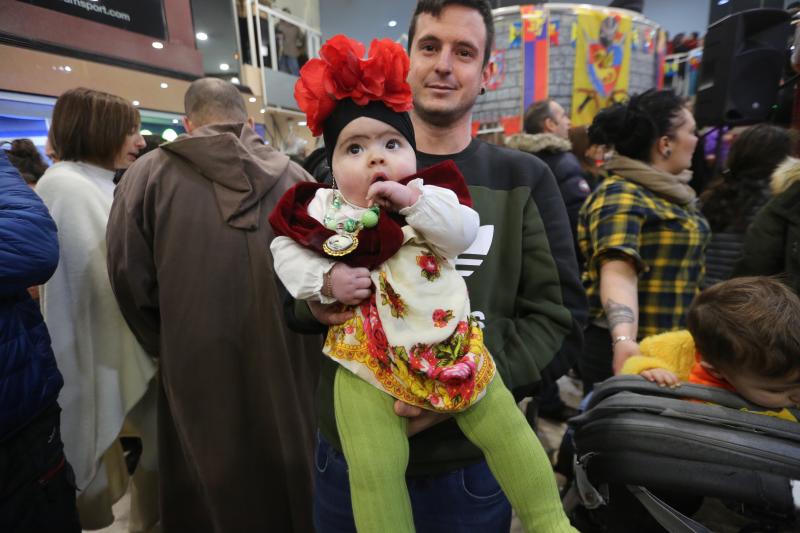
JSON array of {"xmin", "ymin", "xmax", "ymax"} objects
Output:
[{"xmin": 270, "ymin": 179, "xmax": 479, "ymax": 303}]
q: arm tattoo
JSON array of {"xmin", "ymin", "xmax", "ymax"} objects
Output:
[{"xmin": 604, "ymin": 298, "xmax": 636, "ymax": 331}]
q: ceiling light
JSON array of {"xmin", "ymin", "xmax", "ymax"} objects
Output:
[
  {"xmin": 172, "ymin": 119, "xmax": 179, "ymax": 124},
  {"xmin": 160, "ymin": 82, "xmax": 169, "ymax": 89},
  {"xmin": 248, "ymin": 97, "xmax": 257, "ymax": 103},
  {"xmin": 259, "ymin": 108, "xmax": 266, "ymax": 114},
  {"xmin": 64, "ymin": 65, "xmax": 72, "ymax": 72},
  {"xmin": 196, "ymin": 32, "xmax": 208, "ymax": 41},
  {"xmin": 152, "ymin": 42, "xmax": 164, "ymax": 49},
  {"xmin": 161, "ymin": 128, "xmax": 178, "ymax": 142},
  {"xmin": 388, "ymin": 20, "xmax": 398, "ymax": 27},
  {"xmin": 140, "ymin": 129, "xmax": 153, "ymax": 135},
  {"xmin": 220, "ymin": 63, "xmax": 230, "ymax": 71},
  {"xmin": 132, "ymin": 100, "xmax": 140, "ymax": 106},
  {"xmin": 298, "ymin": 121, "xmax": 307, "ymax": 126},
  {"xmin": 231, "ymin": 77, "xmax": 240, "ymax": 84}
]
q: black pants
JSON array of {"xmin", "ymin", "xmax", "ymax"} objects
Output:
[
  {"xmin": 0, "ymin": 402, "xmax": 81, "ymax": 533},
  {"xmin": 577, "ymin": 324, "xmax": 614, "ymax": 394},
  {"xmin": 556, "ymin": 324, "xmax": 613, "ymax": 478}
]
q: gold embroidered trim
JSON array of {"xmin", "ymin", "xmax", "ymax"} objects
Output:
[{"xmin": 324, "ymin": 320, "xmax": 495, "ymax": 412}]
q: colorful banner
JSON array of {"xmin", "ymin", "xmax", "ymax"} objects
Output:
[
  {"xmin": 571, "ymin": 9, "xmax": 632, "ymax": 126},
  {"xmin": 508, "ymin": 21, "xmax": 522, "ymax": 49},
  {"xmin": 486, "ymin": 49, "xmax": 507, "ymax": 92},
  {"xmin": 501, "ymin": 116, "xmax": 522, "ymax": 136},
  {"xmin": 521, "ymin": 5, "xmax": 549, "ymax": 113},
  {"xmin": 656, "ymin": 29, "xmax": 668, "ymax": 89}
]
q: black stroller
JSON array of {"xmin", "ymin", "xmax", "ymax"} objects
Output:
[{"xmin": 565, "ymin": 376, "xmax": 800, "ymax": 532}]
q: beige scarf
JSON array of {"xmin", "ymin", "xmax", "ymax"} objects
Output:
[{"xmin": 604, "ymin": 154, "xmax": 696, "ymax": 205}]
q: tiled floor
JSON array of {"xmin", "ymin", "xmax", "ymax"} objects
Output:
[
  {"xmin": 86, "ymin": 377, "xmax": 582, "ymax": 533},
  {"xmin": 86, "ymin": 492, "xmax": 130, "ymax": 533},
  {"xmin": 510, "ymin": 376, "xmax": 580, "ymax": 533}
]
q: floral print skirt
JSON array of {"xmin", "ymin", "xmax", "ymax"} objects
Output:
[{"xmin": 323, "ymin": 241, "xmax": 495, "ymax": 412}]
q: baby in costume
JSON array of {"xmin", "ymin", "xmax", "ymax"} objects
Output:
[{"xmin": 269, "ymin": 36, "xmax": 575, "ymax": 533}]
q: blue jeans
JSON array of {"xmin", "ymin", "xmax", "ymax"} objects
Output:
[{"xmin": 313, "ymin": 433, "xmax": 512, "ymax": 532}]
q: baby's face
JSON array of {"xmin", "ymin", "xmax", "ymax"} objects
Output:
[
  {"xmin": 331, "ymin": 117, "xmax": 417, "ymax": 208},
  {"xmin": 721, "ymin": 369, "xmax": 800, "ymax": 408}
]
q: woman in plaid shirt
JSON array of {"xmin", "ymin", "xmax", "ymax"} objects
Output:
[{"xmin": 577, "ymin": 89, "xmax": 710, "ymax": 393}]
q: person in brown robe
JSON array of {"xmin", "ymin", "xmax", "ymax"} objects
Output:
[{"xmin": 106, "ymin": 78, "xmax": 321, "ymax": 532}]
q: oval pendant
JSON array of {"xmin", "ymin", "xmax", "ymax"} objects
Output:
[{"xmin": 323, "ymin": 233, "xmax": 359, "ymax": 256}]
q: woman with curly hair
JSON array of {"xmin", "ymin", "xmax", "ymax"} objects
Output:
[
  {"xmin": 700, "ymin": 124, "xmax": 793, "ymax": 288},
  {"xmin": 577, "ymin": 89, "xmax": 710, "ymax": 391}
]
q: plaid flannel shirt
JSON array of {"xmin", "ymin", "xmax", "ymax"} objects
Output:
[{"xmin": 578, "ymin": 175, "xmax": 710, "ymax": 338}]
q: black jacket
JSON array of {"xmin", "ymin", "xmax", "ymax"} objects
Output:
[
  {"xmin": 734, "ymin": 159, "xmax": 800, "ymax": 294},
  {"xmin": 506, "ymin": 133, "xmax": 592, "ymax": 251}
]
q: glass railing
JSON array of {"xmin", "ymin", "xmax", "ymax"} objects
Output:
[{"xmin": 243, "ymin": 3, "xmax": 321, "ymax": 76}]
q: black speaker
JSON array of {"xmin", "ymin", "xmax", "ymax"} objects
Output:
[
  {"xmin": 694, "ymin": 8, "xmax": 791, "ymax": 128},
  {"xmin": 708, "ymin": 0, "xmax": 785, "ymax": 26}
]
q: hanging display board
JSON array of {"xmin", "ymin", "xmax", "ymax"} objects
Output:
[
  {"xmin": 17, "ymin": 0, "xmax": 167, "ymax": 40},
  {"xmin": 473, "ymin": 3, "xmax": 663, "ymax": 134}
]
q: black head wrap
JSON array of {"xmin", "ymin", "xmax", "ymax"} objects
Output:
[{"xmin": 322, "ymin": 99, "xmax": 416, "ymax": 168}]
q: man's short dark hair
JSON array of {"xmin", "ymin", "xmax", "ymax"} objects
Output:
[
  {"xmin": 184, "ymin": 77, "xmax": 248, "ymax": 126},
  {"xmin": 688, "ymin": 277, "xmax": 800, "ymax": 378},
  {"xmin": 523, "ymin": 99, "xmax": 554, "ymax": 135},
  {"xmin": 407, "ymin": 0, "xmax": 495, "ymax": 67}
]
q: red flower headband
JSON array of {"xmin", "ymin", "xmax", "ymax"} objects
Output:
[{"xmin": 294, "ymin": 35, "xmax": 413, "ymax": 136}]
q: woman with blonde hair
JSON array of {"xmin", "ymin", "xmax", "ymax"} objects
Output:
[{"xmin": 37, "ymin": 87, "xmax": 158, "ymax": 531}]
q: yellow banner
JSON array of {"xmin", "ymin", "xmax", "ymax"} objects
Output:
[{"xmin": 571, "ymin": 9, "xmax": 632, "ymax": 126}]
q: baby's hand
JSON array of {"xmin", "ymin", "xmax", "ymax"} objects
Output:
[
  {"xmin": 329, "ymin": 263, "xmax": 372, "ymax": 305},
  {"xmin": 641, "ymin": 368, "xmax": 680, "ymax": 388},
  {"xmin": 366, "ymin": 181, "xmax": 420, "ymax": 211}
]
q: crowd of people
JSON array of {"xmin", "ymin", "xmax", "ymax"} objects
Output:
[{"xmin": 1, "ymin": 1, "xmax": 799, "ymax": 532}]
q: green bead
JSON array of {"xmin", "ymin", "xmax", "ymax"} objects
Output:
[
  {"xmin": 361, "ymin": 209, "xmax": 379, "ymax": 228},
  {"xmin": 324, "ymin": 217, "xmax": 338, "ymax": 230},
  {"xmin": 344, "ymin": 218, "xmax": 359, "ymax": 233},
  {"xmin": 332, "ymin": 193, "xmax": 342, "ymax": 209}
]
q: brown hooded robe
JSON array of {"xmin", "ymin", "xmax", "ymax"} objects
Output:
[{"xmin": 107, "ymin": 123, "xmax": 321, "ymax": 532}]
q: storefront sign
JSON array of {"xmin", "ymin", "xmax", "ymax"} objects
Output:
[{"xmin": 17, "ymin": 0, "xmax": 167, "ymax": 40}]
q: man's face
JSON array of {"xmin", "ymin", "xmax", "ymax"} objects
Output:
[
  {"xmin": 547, "ymin": 101, "xmax": 571, "ymax": 140},
  {"xmin": 408, "ymin": 5, "xmax": 492, "ymax": 128}
]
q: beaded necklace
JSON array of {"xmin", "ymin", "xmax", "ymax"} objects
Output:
[{"xmin": 322, "ymin": 190, "xmax": 379, "ymax": 257}]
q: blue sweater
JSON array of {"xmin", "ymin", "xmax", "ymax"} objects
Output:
[{"xmin": 0, "ymin": 151, "xmax": 62, "ymax": 441}]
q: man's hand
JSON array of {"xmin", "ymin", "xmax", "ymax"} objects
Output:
[
  {"xmin": 641, "ymin": 368, "xmax": 680, "ymax": 388},
  {"xmin": 307, "ymin": 301, "xmax": 354, "ymax": 326},
  {"xmin": 394, "ymin": 400, "xmax": 450, "ymax": 437},
  {"xmin": 612, "ymin": 339, "xmax": 641, "ymax": 375},
  {"xmin": 366, "ymin": 181, "xmax": 420, "ymax": 212},
  {"xmin": 329, "ymin": 263, "xmax": 371, "ymax": 305}
]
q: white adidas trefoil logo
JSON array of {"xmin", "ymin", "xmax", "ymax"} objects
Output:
[{"xmin": 455, "ymin": 225, "xmax": 494, "ymax": 329}]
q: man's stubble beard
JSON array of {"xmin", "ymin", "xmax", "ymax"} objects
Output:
[{"xmin": 412, "ymin": 93, "xmax": 478, "ymax": 128}]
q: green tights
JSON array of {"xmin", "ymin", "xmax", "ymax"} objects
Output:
[{"xmin": 333, "ymin": 368, "xmax": 576, "ymax": 532}]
